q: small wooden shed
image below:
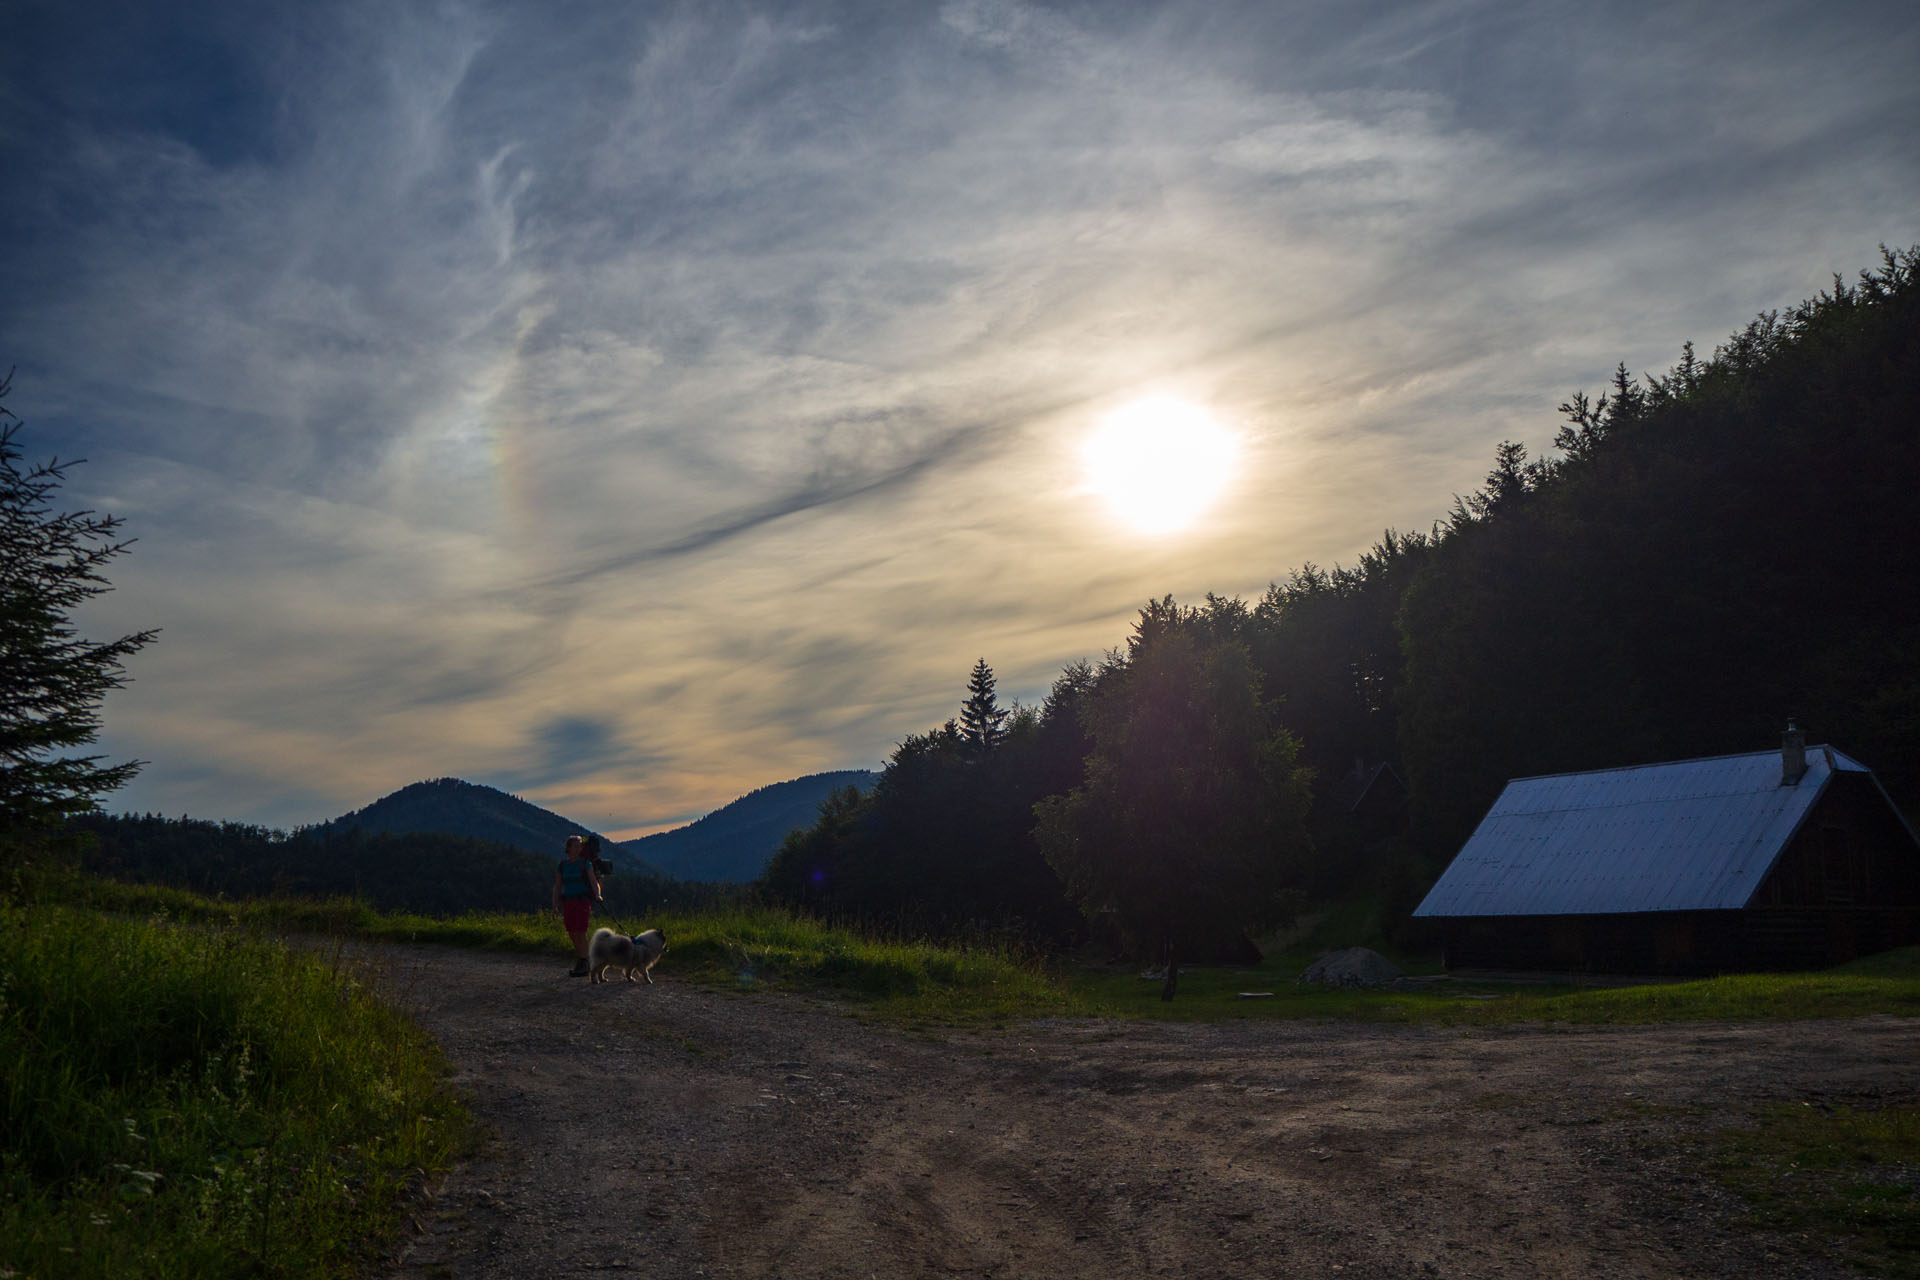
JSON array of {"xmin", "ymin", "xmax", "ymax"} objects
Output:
[{"xmin": 1413, "ymin": 732, "xmax": 1920, "ymax": 973}]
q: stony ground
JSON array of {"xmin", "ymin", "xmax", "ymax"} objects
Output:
[{"xmin": 359, "ymin": 943, "xmax": 1916, "ymax": 1279}]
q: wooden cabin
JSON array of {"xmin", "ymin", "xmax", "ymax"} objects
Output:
[{"xmin": 1413, "ymin": 729, "xmax": 1920, "ymax": 974}]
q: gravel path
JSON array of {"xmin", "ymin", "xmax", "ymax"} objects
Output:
[{"xmin": 358, "ymin": 943, "xmax": 1917, "ymax": 1279}]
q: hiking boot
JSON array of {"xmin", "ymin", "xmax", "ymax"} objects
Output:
[{"xmin": 568, "ymin": 960, "xmax": 590, "ymax": 978}]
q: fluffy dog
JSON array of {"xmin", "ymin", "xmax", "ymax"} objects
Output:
[{"xmin": 588, "ymin": 926, "xmax": 666, "ymax": 985}]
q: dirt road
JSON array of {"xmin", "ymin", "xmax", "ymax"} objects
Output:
[{"xmin": 363, "ymin": 944, "xmax": 1914, "ymax": 1279}]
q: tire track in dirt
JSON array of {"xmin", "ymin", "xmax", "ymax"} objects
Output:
[{"xmin": 359, "ymin": 943, "xmax": 1916, "ymax": 1279}]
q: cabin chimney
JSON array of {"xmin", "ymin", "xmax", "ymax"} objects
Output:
[{"xmin": 1781, "ymin": 719, "xmax": 1807, "ymax": 786}]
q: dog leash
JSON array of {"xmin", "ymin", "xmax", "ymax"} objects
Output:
[{"xmin": 597, "ymin": 901, "xmax": 636, "ymax": 938}]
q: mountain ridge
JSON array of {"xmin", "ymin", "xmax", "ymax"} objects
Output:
[
  {"xmin": 316, "ymin": 776, "xmax": 656, "ymax": 869},
  {"xmin": 322, "ymin": 771, "xmax": 878, "ymax": 883}
]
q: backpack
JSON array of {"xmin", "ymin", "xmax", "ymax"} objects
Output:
[{"xmin": 557, "ymin": 857, "xmax": 595, "ymax": 901}]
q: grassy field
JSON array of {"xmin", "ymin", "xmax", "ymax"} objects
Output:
[
  {"xmin": 61, "ymin": 874, "xmax": 1920, "ymax": 1028},
  {"xmin": 1070, "ymin": 946, "xmax": 1920, "ymax": 1026},
  {"xmin": 60, "ymin": 875, "xmax": 1088, "ymax": 1028},
  {"xmin": 0, "ymin": 901, "xmax": 469, "ymax": 1280}
]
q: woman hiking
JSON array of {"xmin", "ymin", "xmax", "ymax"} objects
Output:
[{"xmin": 553, "ymin": 834, "xmax": 604, "ymax": 977}]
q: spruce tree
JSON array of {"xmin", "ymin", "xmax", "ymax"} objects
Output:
[
  {"xmin": 959, "ymin": 658, "xmax": 1008, "ymax": 757},
  {"xmin": 0, "ymin": 374, "xmax": 157, "ymax": 845}
]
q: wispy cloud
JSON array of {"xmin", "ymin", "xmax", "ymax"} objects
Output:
[{"xmin": 4, "ymin": 0, "xmax": 1914, "ymax": 832}]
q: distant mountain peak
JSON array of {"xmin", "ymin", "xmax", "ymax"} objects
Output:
[
  {"xmin": 322, "ymin": 777, "xmax": 613, "ymax": 863},
  {"xmin": 620, "ymin": 769, "xmax": 879, "ymax": 882}
]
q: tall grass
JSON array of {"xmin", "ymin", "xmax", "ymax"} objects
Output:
[
  {"xmin": 55, "ymin": 875, "xmax": 1086, "ymax": 1026},
  {"xmin": 647, "ymin": 907, "xmax": 1087, "ymax": 1027},
  {"xmin": 0, "ymin": 903, "xmax": 468, "ymax": 1279}
]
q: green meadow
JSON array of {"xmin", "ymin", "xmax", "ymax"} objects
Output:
[
  {"xmin": 0, "ymin": 901, "xmax": 467, "ymax": 1280},
  {"xmin": 60, "ymin": 873, "xmax": 1920, "ymax": 1030}
]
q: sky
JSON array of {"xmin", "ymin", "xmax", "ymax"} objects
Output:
[{"xmin": 3, "ymin": 0, "xmax": 1915, "ymax": 838}]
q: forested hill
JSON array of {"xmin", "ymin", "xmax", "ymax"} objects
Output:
[
  {"xmin": 1392, "ymin": 251, "xmax": 1920, "ymax": 847},
  {"xmin": 72, "ymin": 772, "xmax": 884, "ymax": 912},
  {"xmin": 315, "ymin": 777, "xmax": 662, "ymax": 873},
  {"xmin": 68, "ymin": 813, "xmax": 730, "ymax": 916},
  {"xmin": 620, "ymin": 770, "xmax": 880, "ymax": 882},
  {"xmin": 73, "ymin": 813, "xmax": 562, "ymax": 913}
]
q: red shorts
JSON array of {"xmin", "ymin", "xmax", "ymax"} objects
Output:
[{"xmin": 561, "ymin": 898, "xmax": 592, "ymax": 933}]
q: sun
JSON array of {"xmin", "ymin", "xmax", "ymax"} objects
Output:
[{"xmin": 1082, "ymin": 396, "xmax": 1236, "ymax": 534}]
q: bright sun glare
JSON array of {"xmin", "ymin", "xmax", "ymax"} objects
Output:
[{"xmin": 1083, "ymin": 396, "xmax": 1236, "ymax": 534}]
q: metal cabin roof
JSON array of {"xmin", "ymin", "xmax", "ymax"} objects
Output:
[{"xmin": 1413, "ymin": 746, "xmax": 1869, "ymax": 918}]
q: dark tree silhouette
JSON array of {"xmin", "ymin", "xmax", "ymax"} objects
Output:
[
  {"xmin": 959, "ymin": 658, "xmax": 1009, "ymax": 757},
  {"xmin": 1035, "ymin": 602, "xmax": 1314, "ymax": 999},
  {"xmin": 761, "ymin": 659, "xmax": 1081, "ymax": 939},
  {"xmin": 0, "ymin": 375, "xmax": 156, "ymax": 848},
  {"xmin": 1398, "ymin": 246, "xmax": 1920, "ymax": 850}
]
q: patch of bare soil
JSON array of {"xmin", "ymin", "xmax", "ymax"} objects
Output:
[{"xmin": 361, "ymin": 944, "xmax": 1917, "ymax": 1279}]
